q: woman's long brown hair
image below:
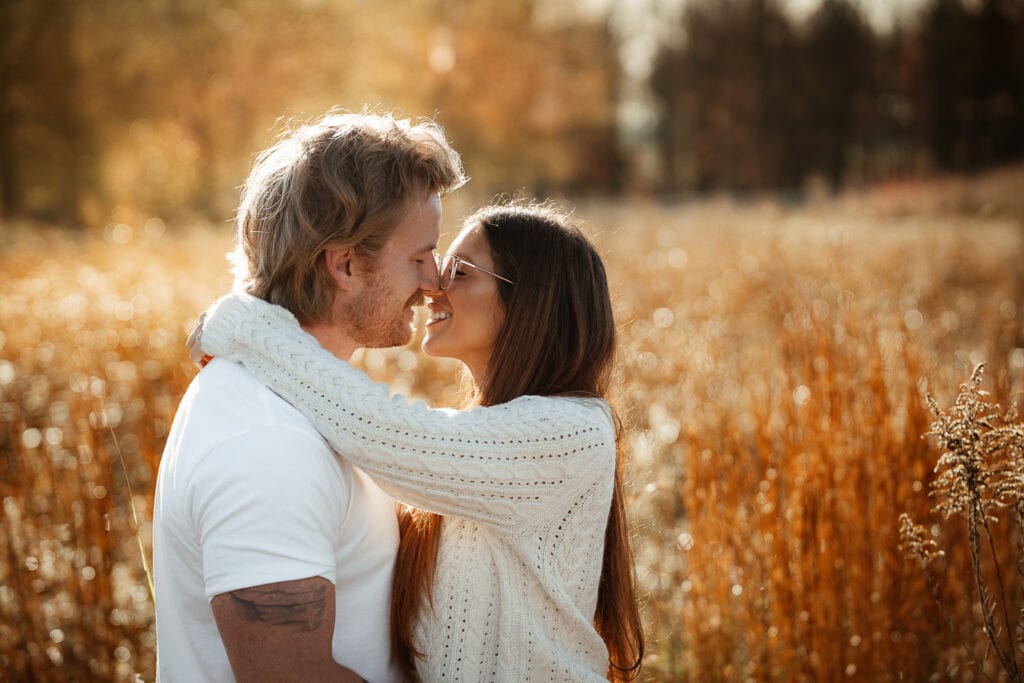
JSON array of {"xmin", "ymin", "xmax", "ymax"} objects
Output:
[{"xmin": 390, "ymin": 202, "xmax": 644, "ymax": 680}]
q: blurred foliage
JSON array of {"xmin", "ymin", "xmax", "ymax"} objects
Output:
[
  {"xmin": 652, "ymin": 0, "xmax": 1024, "ymax": 192},
  {"xmin": 0, "ymin": 0, "xmax": 619, "ymax": 225},
  {"xmin": 2, "ymin": 0, "xmax": 1024, "ymax": 226}
]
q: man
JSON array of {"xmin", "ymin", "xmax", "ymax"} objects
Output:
[{"xmin": 153, "ymin": 112, "xmax": 466, "ymax": 682}]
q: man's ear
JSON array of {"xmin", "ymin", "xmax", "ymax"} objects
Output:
[{"xmin": 324, "ymin": 246, "xmax": 356, "ymax": 291}]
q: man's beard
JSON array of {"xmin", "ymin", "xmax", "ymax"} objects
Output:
[{"xmin": 340, "ymin": 270, "xmax": 423, "ymax": 349}]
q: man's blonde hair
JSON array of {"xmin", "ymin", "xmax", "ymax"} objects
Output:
[{"xmin": 229, "ymin": 112, "xmax": 466, "ymax": 324}]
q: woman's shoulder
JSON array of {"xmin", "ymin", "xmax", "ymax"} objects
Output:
[
  {"xmin": 505, "ymin": 393, "xmax": 608, "ymax": 410},
  {"xmin": 498, "ymin": 395, "xmax": 615, "ymax": 434}
]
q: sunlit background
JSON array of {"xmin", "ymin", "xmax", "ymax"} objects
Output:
[
  {"xmin": 3, "ymin": 0, "xmax": 1021, "ymax": 224},
  {"xmin": 2, "ymin": 0, "xmax": 1024, "ymax": 680}
]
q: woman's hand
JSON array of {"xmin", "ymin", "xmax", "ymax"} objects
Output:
[{"xmin": 186, "ymin": 311, "xmax": 214, "ymax": 368}]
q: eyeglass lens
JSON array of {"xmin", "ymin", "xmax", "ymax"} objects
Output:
[{"xmin": 433, "ymin": 253, "xmax": 455, "ymax": 291}]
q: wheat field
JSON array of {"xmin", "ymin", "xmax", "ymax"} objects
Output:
[{"xmin": 1, "ymin": 168, "xmax": 1023, "ymax": 681}]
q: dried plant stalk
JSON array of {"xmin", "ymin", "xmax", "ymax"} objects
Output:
[{"xmin": 902, "ymin": 363, "xmax": 1024, "ymax": 682}]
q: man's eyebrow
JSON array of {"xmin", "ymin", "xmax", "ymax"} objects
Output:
[{"xmin": 414, "ymin": 242, "xmax": 438, "ymax": 254}]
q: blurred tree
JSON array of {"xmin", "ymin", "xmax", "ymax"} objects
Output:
[
  {"xmin": 866, "ymin": 25, "xmax": 921, "ymax": 179},
  {"xmin": 1, "ymin": 0, "xmax": 343, "ymax": 223},
  {"xmin": 0, "ymin": 0, "xmax": 26, "ymax": 217},
  {"xmin": 4, "ymin": 0, "xmax": 1024, "ymax": 218},
  {"xmin": 415, "ymin": 0, "xmax": 622, "ymax": 196},
  {"xmin": 1, "ymin": 0, "xmax": 623, "ymax": 225},
  {"xmin": 918, "ymin": 0, "xmax": 1024, "ymax": 171},
  {"xmin": 972, "ymin": 0, "xmax": 1024, "ymax": 166},
  {"xmin": 651, "ymin": 0, "xmax": 1024, "ymax": 192},
  {"xmin": 802, "ymin": 0, "xmax": 875, "ymax": 188},
  {"xmin": 76, "ymin": 0, "xmax": 353, "ymax": 220},
  {"xmin": 0, "ymin": 0, "xmax": 95, "ymax": 224},
  {"xmin": 652, "ymin": 0, "xmax": 799, "ymax": 192},
  {"xmin": 919, "ymin": 0, "xmax": 983, "ymax": 169}
]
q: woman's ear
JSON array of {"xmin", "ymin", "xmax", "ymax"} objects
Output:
[{"xmin": 324, "ymin": 246, "xmax": 356, "ymax": 291}]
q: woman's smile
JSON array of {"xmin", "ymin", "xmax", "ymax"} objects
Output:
[{"xmin": 426, "ymin": 302, "xmax": 452, "ymax": 325}]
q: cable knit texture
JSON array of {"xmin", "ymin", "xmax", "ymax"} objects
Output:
[{"xmin": 200, "ymin": 292, "xmax": 615, "ymax": 682}]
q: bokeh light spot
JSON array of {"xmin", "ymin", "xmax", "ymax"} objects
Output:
[
  {"xmin": 904, "ymin": 309, "xmax": 924, "ymax": 330},
  {"xmin": 110, "ymin": 224, "xmax": 134, "ymax": 244},
  {"xmin": 653, "ymin": 307, "xmax": 674, "ymax": 328},
  {"xmin": 21, "ymin": 428, "xmax": 42, "ymax": 449},
  {"xmin": 0, "ymin": 361, "xmax": 14, "ymax": 386}
]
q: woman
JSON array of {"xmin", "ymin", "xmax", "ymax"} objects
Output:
[{"xmin": 196, "ymin": 202, "xmax": 644, "ymax": 682}]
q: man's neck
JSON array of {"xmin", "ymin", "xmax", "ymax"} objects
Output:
[{"xmin": 301, "ymin": 322, "xmax": 358, "ymax": 362}]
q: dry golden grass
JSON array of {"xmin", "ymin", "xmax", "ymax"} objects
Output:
[{"xmin": 1, "ymin": 168, "xmax": 1022, "ymax": 681}]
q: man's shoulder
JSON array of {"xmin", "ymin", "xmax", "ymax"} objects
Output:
[
  {"xmin": 194, "ymin": 356, "xmax": 274, "ymax": 398},
  {"xmin": 168, "ymin": 358, "xmax": 329, "ymax": 456}
]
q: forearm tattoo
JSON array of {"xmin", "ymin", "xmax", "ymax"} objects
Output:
[{"xmin": 228, "ymin": 581, "xmax": 328, "ymax": 631}]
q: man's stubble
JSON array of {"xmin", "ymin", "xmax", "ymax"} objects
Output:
[{"xmin": 340, "ymin": 268, "xmax": 424, "ymax": 350}]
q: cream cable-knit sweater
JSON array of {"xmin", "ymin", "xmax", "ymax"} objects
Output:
[{"xmin": 200, "ymin": 292, "xmax": 616, "ymax": 683}]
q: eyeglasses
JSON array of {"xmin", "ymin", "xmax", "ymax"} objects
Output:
[{"xmin": 433, "ymin": 252, "xmax": 515, "ymax": 291}]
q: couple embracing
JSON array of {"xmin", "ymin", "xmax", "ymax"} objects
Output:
[{"xmin": 153, "ymin": 111, "xmax": 644, "ymax": 682}]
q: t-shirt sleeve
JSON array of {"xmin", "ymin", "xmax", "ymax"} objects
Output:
[{"xmin": 187, "ymin": 424, "xmax": 346, "ymax": 599}]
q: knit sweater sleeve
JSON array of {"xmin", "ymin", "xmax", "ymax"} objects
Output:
[{"xmin": 199, "ymin": 292, "xmax": 616, "ymax": 532}]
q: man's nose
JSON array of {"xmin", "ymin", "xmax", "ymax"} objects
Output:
[{"xmin": 421, "ymin": 255, "xmax": 442, "ymax": 292}]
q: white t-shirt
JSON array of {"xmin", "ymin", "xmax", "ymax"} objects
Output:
[{"xmin": 153, "ymin": 358, "xmax": 402, "ymax": 682}]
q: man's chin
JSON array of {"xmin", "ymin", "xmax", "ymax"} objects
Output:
[
  {"xmin": 361, "ymin": 327, "xmax": 414, "ymax": 350},
  {"xmin": 392, "ymin": 322, "xmax": 416, "ymax": 347}
]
